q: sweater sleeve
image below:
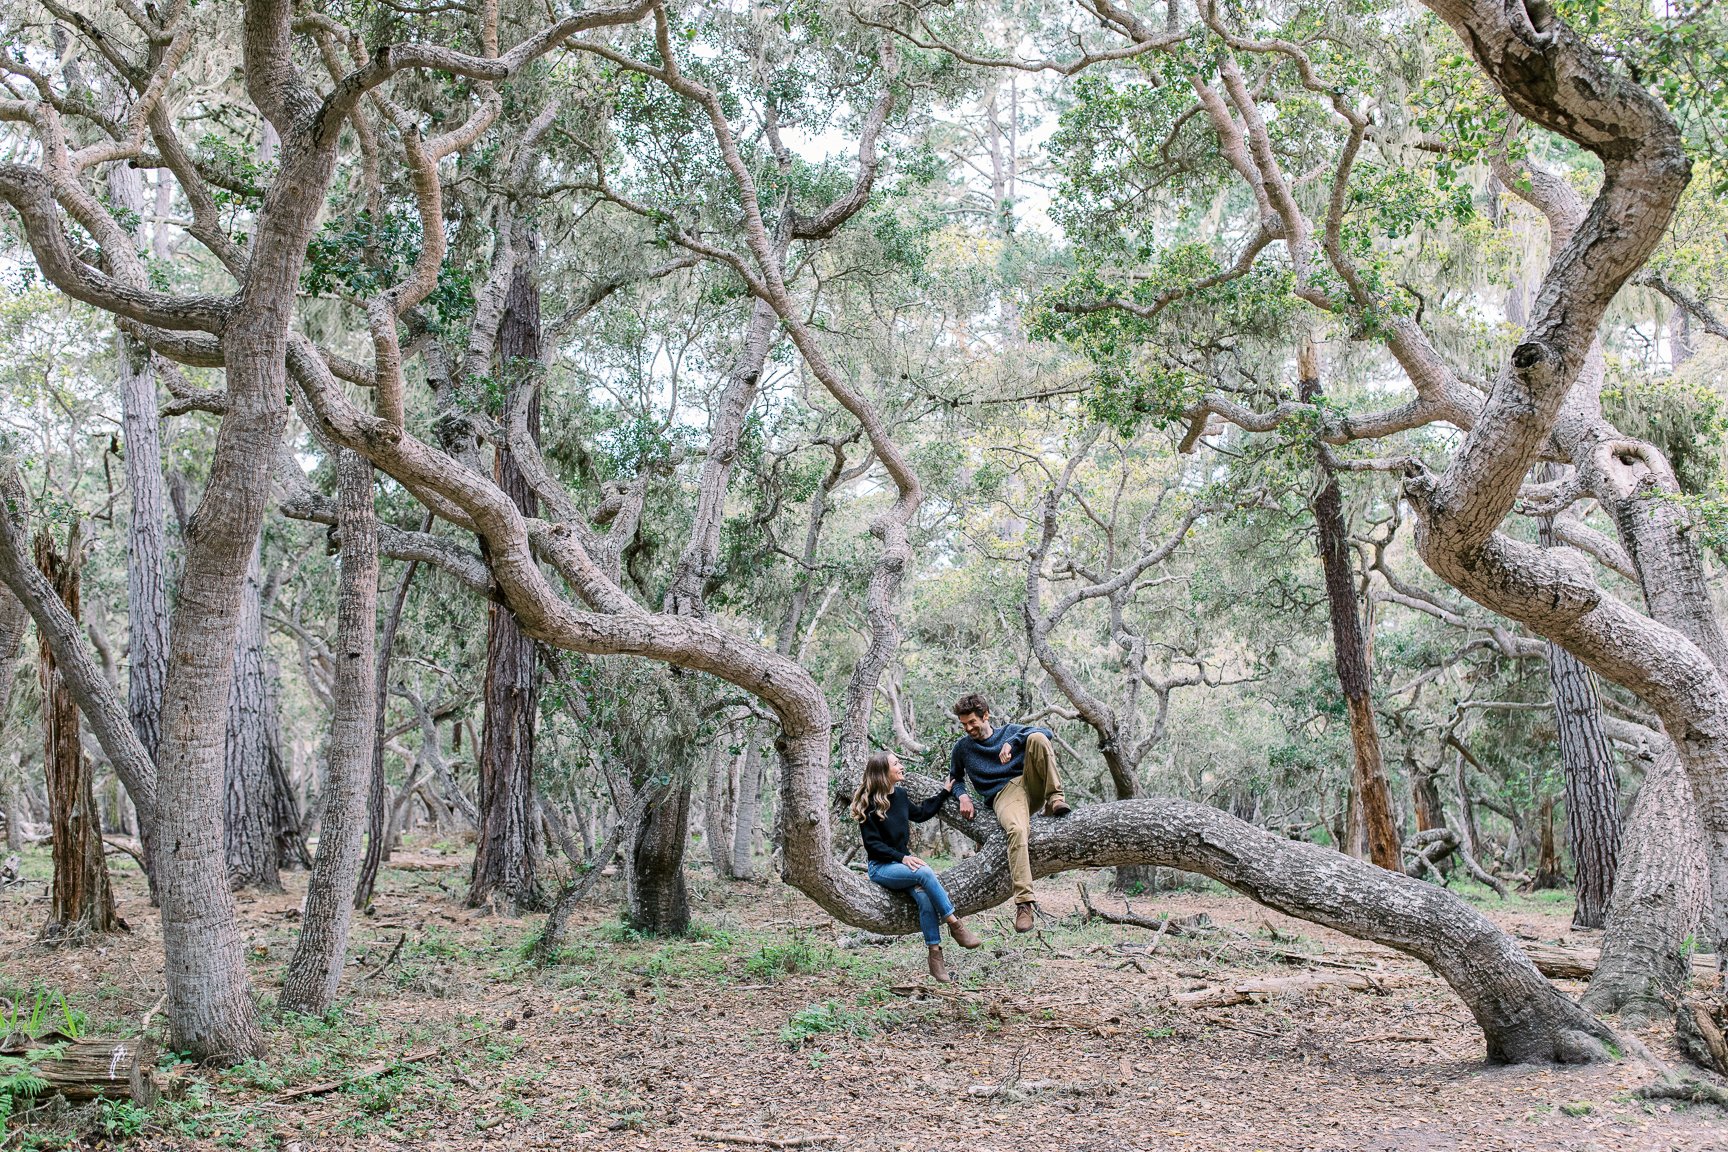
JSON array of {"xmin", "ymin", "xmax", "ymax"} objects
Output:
[
  {"xmin": 908, "ymin": 789, "xmax": 947, "ymax": 823},
  {"xmin": 858, "ymin": 813, "xmax": 897, "ymax": 863},
  {"xmin": 948, "ymin": 743, "xmax": 968, "ymax": 797}
]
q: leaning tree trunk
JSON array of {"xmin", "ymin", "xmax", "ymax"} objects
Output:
[
  {"xmin": 225, "ymin": 546, "xmax": 288, "ymax": 891},
  {"xmin": 281, "ymin": 450, "xmax": 378, "ymax": 1015},
  {"xmin": 1301, "ymin": 349, "xmax": 1400, "ymax": 870},
  {"xmin": 469, "ymin": 262, "xmax": 545, "ymax": 915},
  {"xmin": 1583, "ymin": 742, "xmax": 1708, "ymax": 1021},
  {"xmin": 36, "ymin": 526, "xmax": 121, "ymax": 941}
]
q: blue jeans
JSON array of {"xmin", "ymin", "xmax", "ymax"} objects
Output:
[{"xmin": 867, "ymin": 860, "xmax": 955, "ymax": 946}]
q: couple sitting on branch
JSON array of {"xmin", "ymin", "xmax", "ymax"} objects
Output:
[{"xmin": 850, "ymin": 692, "xmax": 1072, "ymax": 982}]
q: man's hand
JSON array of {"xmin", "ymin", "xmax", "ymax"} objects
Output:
[
  {"xmin": 998, "ymin": 741, "xmax": 1014, "ymax": 765},
  {"xmin": 902, "ymin": 854, "xmax": 928, "ymax": 871},
  {"xmin": 958, "ymin": 795, "xmax": 975, "ymax": 819}
]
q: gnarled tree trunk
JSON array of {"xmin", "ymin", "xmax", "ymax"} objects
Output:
[{"xmin": 281, "ymin": 450, "xmax": 378, "ymax": 1015}]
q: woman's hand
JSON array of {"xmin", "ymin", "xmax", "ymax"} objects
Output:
[
  {"xmin": 942, "ymin": 777, "xmax": 955, "ymax": 792},
  {"xmin": 902, "ymin": 854, "xmax": 928, "ymax": 870}
]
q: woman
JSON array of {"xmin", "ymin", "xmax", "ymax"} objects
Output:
[{"xmin": 851, "ymin": 750, "xmax": 982, "ymax": 982}]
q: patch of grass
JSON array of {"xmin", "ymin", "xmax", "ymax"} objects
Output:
[
  {"xmin": 743, "ymin": 934, "xmax": 836, "ymax": 981},
  {"xmin": 1560, "ymin": 1101, "xmax": 1594, "ymax": 1117},
  {"xmin": 781, "ymin": 1000, "xmax": 880, "ymax": 1046}
]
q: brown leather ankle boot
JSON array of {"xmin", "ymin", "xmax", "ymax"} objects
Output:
[
  {"xmin": 946, "ymin": 915, "xmax": 982, "ymax": 949},
  {"xmin": 927, "ymin": 945, "xmax": 955, "ymax": 983},
  {"xmin": 1014, "ymin": 902, "xmax": 1036, "ymax": 933}
]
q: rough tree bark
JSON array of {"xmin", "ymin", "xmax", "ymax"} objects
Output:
[
  {"xmin": 36, "ymin": 525, "xmax": 121, "ymax": 941},
  {"xmin": 1300, "ymin": 347, "xmax": 1400, "ymax": 871},
  {"xmin": 470, "ymin": 261, "xmax": 546, "ymax": 915},
  {"xmin": 225, "ymin": 548, "xmax": 292, "ymax": 890},
  {"xmin": 108, "ymin": 164, "xmax": 170, "ymax": 772},
  {"xmin": 280, "ymin": 450, "xmax": 378, "ymax": 1015},
  {"xmin": 1583, "ymin": 742, "xmax": 1708, "ymax": 1020},
  {"xmin": 1535, "ymin": 472, "xmax": 1620, "ymax": 926}
]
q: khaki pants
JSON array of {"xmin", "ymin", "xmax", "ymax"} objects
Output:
[{"xmin": 989, "ymin": 732, "xmax": 1064, "ymax": 905}]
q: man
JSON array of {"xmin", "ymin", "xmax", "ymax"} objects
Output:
[{"xmin": 947, "ymin": 692, "xmax": 1070, "ymax": 932}]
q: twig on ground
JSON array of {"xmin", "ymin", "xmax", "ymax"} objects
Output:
[
  {"xmin": 274, "ymin": 1046, "xmax": 440, "ymax": 1100},
  {"xmin": 359, "ymin": 932, "xmax": 408, "ymax": 982},
  {"xmin": 687, "ymin": 1133, "xmax": 843, "ymax": 1148}
]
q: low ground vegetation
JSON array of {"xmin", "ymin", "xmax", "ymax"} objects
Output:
[{"xmin": 4, "ymin": 842, "xmax": 1726, "ymax": 1151}]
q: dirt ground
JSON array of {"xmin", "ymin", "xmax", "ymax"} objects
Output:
[{"xmin": 5, "ymin": 841, "xmax": 1728, "ymax": 1152}]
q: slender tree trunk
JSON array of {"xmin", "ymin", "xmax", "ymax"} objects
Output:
[
  {"xmin": 704, "ymin": 737, "xmax": 736, "ymax": 879},
  {"xmin": 731, "ymin": 735, "xmax": 765, "ymax": 880},
  {"xmin": 36, "ymin": 526, "xmax": 121, "ymax": 941},
  {"xmin": 225, "ymin": 546, "xmax": 285, "ymax": 891},
  {"xmin": 1535, "ymin": 475, "xmax": 1620, "ymax": 926},
  {"xmin": 108, "ymin": 168, "xmax": 169, "ymax": 769},
  {"xmin": 1546, "ymin": 647, "xmax": 1620, "ymax": 922},
  {"xmin": 281, "ymin": 450, "xmax": 377, "ymax": 1015},
  {"xmin": 469, "ymin": 261, "xmax": 545, "ymax": 914},
  {"xmin": 1531, "ymin": 795, "xmax": 1565, "ymax": 889},
  {"xmin": 1300, "ymin": 347, "xmax": 1400, "ymax": 870},
  {"xmin": 354, "ymin": 539, "xmax": 422, "ymax": 910},
  {"xmin": 1583, "ymin": 743, "xmax": 1708, "ymax": 1021}
]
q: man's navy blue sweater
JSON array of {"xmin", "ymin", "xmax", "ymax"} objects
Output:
[{"xmin": 948, "ymin": 722, "xmax": 1054, "ymax": 803}]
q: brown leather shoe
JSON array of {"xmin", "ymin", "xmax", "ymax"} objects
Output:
[
  {"xmin": 927, "ymin": 945, "xmax": 955, "ymax": 983},
  {"xmin": 1042, "ymin": 794, "xmax": 1072, "ymax": 818},
  {"xmin": 1014, "ymin": 902, "xmax": 1036, "ymax": 933},
  {"xmin": 946, "ymin": 915, "xmax": 982, "ymax": 949}
]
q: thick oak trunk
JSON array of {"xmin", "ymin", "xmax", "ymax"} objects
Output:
[
  {"xmin": 36, "ymin": 527, "xmax": 121, "ymax": 941},
  {"xmin": 1583, "ymin": 744, "xmax": 1708, "ymax": 1021},
  {"xmin": 281, "ymin": 450, "xmax": 378, "ymax": 1014},
  {"xmin": 627, "ymin": 772, "xmax": 693, "ymax": 935},
  {"xmin": 469, "ymin": 263, "xmax": 545, "ymax": 915}
]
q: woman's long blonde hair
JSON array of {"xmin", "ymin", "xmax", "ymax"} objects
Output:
[{"xmin": 850, "ymin": 751, "xmax": 896, "ymax": 822}]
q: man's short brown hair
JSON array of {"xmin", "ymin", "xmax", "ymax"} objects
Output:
[{"xmin": 951, "ymin": 693, "xmax": 991, "ymax": 720}]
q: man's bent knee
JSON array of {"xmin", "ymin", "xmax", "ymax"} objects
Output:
[{"xmin": 1027, "ymin": 732, "xmax": 1051, "ymax": 751}]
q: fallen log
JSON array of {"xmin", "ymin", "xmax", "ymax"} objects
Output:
[
  {"xmin": 1173, "ymin": 972, "xmax": 1383, "ymax": 1009},
  {"xmin": 0, "ymin": 1034, "xmax": 160, "ymax": 1104},
  {"xmin": 1520, "ymin": 941, "xmax": 1719, "ymax": 983},
  {"xmin": 1076, "ymin": 883, "xmax": 1212, "ymax": 936}
]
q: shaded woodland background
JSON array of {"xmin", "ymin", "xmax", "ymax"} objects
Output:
[{"xmin": 1, "ymin": 0, "xmax": 1728, "ymax": 1138}]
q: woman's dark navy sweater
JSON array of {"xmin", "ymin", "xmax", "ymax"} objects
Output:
[{"xmin": 858, "ymin": 787, "xmax": 947, "ymax": 864}]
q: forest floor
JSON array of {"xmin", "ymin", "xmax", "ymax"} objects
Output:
[{"xmin": 4, "ymin": 840, "xmax": 1728, "ymax": 1152}]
